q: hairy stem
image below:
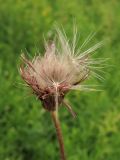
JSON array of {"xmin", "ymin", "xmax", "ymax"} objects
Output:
[{"xmin": 51, "ymin": 111, "xmax": 66, "ymax": 160}]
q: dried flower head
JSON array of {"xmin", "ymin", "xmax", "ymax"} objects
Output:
[{"xmin": 20, "ymin": 27, "xmax": 104, "ymax": 115}]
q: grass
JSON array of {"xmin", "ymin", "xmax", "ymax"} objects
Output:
[{"xmin": 0, "ymin": 0, "xmax": 120, "ymax": 160}]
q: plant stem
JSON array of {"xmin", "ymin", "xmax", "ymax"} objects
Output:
[{"xmin": 51, "ymin": 111, "xmax": 66, "ymax": 160}]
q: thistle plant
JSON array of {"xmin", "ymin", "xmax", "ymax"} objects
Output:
[{"xmin": 19, "ymin": 26, "xmax": 104, "ymax": 160}]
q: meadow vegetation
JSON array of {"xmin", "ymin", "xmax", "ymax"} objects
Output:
[{"xmin": 0, "ymin": 0, "xmax": 120, "ymax": 160}]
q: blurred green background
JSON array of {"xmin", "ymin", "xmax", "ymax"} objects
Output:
[{"xmin": 0, "ymin": 0, "xmax": 120, "ymax": 160}]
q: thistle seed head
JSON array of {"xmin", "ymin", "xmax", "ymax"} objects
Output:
[{"xmin": 20, "ymin": 27, "xmax": 104, "ymax": 112}]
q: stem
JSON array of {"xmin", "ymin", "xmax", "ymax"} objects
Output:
[{"xmin": 51, "ymin": 111, "xmax": 66, "ymax": 160}]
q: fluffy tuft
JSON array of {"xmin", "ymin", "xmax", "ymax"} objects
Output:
[{"xmin": 20, "ymin": 26, "xmax": 104, "ymax": 113}]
